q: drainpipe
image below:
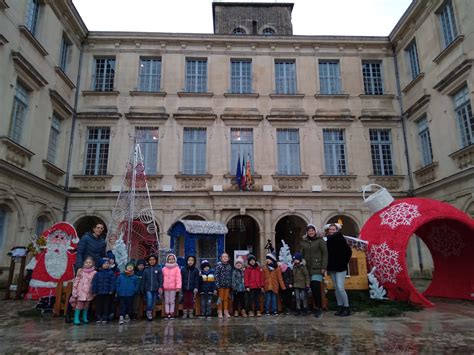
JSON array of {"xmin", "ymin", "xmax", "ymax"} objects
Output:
[
  {"xmin": 63, "ymin": 42, "xmax": 84, "ymax": 220},
  {"xmin": 392, "ymin": 44, "xmax": 414, "ymax": 197}
]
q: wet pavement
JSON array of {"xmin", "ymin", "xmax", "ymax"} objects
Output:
[{"xmin": 0, "ymin": 299, "xmax": 473, "ymax": 354}]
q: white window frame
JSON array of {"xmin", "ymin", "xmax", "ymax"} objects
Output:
[
  {"xmin": 369, "ymin": 129, "xmax": 394, "ymax": 176},
  {"xmin": 275, "ymin": 60, "xmax": 297, "ymax": 95},
  {"xmin": 453, "ymin": 86, "xmax": 473, "ymax": 148},
  {"xmin": 84, "ymin": 127, "xmax": 110, "ymax": 175},
  {"xmin": 438, "ymin": 0, "xmax": 458, "ymax": 49},
  {"xmin": 319, "ymin": 60, "xmax": 342, "ymax": 95},
  {"xmin": 231, "ymin": 59, "xmax": 252, "ymax": 94},
  {"xmin": 9, "ymin": 82, "xmax": 29, "ymax": 144},
  {"xmin": 182, "ymin": 127, "xmax": 207, "ymax": 175},
  {"xmin": 185, "ymin": 58, "xmax": 207, "ymax": 93},
  {"xmin": 417, "ymin": 116, "xmax": 433, "ymax": 167},
  {"xmin": 25, "ymin": 0, "xmax": 40, "ymax": 36},
  {"xmin": 59, "ymin": 35, "xmax": 71, "ymax": 72},
  {"xmin": 230, "ymin": 128, "xmax": 254, "ymax": 174},
  {"xmin": 406, "ymin": 40, "xmax": 421, "ymax": 80},
  {"xmin": 138, "ymin": 58, "xmax": 161, "ymax": 92},
  {"xmin": 277, "ymin": 128, "xmax": 301, "ymax": 175},
  {"xmin": 323, "ymin": 129, "xmax": 347, "ymax": 175},
  {"xmin": 47, "ymin": 114, "xmax": 61, "ymax": 164},
  {"xmin": 92, "ymin": 58, "xmax": 116, "ymax": 92},
  {"xmin": 135, "ymin": 127, "xmax": 159, "ymax": 174},
  {"xmin": 362, "ymin": 61, "xmax": 384, "ymax": 95}
]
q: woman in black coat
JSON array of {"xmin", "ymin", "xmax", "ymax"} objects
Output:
[{"xmin": 326, "ymin": 223, "xmax": 352, "ymax": 317}]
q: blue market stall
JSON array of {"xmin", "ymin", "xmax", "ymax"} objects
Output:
[{"xmin": 167, "ymin": 220, "xmax": 227, "ymax": 267}]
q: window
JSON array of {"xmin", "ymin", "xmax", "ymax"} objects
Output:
[
  {"xmin": 319, "ymin": 60, "xmax": 341, "ymax": 95},
  {"xmin": 262, "ymin": 28, "xmax": 275, "ymax": 36},
  {"xmin": 323, "ymin": 129, "xmax": 347, "ymax": 175},
  {"xmin": 417, "ymin": 116, "xmax": 433, "ymax": 167},
  {"xmin": 9, "ymin": 82, "xmax": 29, "ymax": 144},
  {"xmin": 453, "ymin": 86, "xmax": 473, "ymax": 148},
  {"xmin": 93, "ymin": 58, "xmax": 115, "ymax": 91},
  {"xmin": 362, "ymin": 61, "xmax": 384, "ymax": 95},
  {"xmin": 59, "ymin": 35, "xmax": 71, "ymax": 72},
  {"xmin": 438, "ymin": 0, "xmax": 458, "ymax": 48},
  {"xmin": 232, "ymin": 27, "xmax": 246, "ymax": 35},
  {"xmin": 183, "ymin": 128, "xmax": 206, "ymax": 175},
  {"xmin": 370, "ymin": 129, "xmax": 394, "ymax": 176},
  {"xmin": 275, "ymin": 60, "xmax": 296, "ymax": 94},
  {"xmin": 231, "ymin": 60, "xmax": 252, "ymax": 94},
  {"xmin": 136, "ymin": 127, "xmax": 159, "ymax": 174},
  {"xmin": 25, "ymin": 0, "xmax": 40, "ymax": 35},
  {"xmin": 47, "ymin": 114, "xmax": 61, "ymax": 164},
  {"xmin": 277, "ymin": 128, "xmax": 301, "ymax": 175},
  {"xmin": 406, "ymin": 40, "xmax": 421, "ymax": 80},
  {"xmin": 138, "ymin": 58, "xmax": 161, "ymax": 92},
  {"xmin": 230, "ymin": 128, "xmax": 253, "ymax": 174},
  {"xmin": 35, "ymin": 216, "xmax": 48, "ymax": 237},
  {"xmin": 0, "ymin": 207, "xmax": 6, "ymax": 249},
  {"xmin": 185, "ymin": 59, "xmax": 207, "ymax": 93},
  {"xmin": 84, "ymin": 127, "xmax": 110, "ymax": 175}
]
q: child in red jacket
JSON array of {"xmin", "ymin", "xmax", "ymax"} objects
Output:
[{"xmin": 244, "ymin": 254, "xmax": 264, "ymax": 317}]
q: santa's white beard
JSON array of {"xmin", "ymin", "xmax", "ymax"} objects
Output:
[{"xmin": 45, "ymin": 248, "xmax": 68, "ymax": 279}]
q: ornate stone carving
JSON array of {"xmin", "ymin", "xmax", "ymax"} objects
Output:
[
  {"xmin": 146, "ymin": 175, "xmax": 163, "ymax": 190},
  {"xmin": 369, "ymin": 175, "xmax": 405, "ymax": 190},
  {"xmin": 73, "ymin": 175, "xmax": 112, "ymax": 191},
  {"xmin": 449, "ymin": 145, "xmax": 474, "ymax": 169},
  {"xmin": 272, "ymin": 175, "xmax": 308, "ymax": 190},
  {"xmin": 42, "ymin": 160, "xmax": 65, "ymax": 184},
  {"xmin": 320, "ymin": 175, "xmax": 356, "ymax": 191},
  {"xmin": 414, "ymin": 163, "xmax": 438, "ymax": 185},
  {"xmin": 0, "ymin": 137, "xmax": 34, "ymax": 168},
  {"xmin": 175, "ymin": 174, "xmax": 211, "ymax": 190}
]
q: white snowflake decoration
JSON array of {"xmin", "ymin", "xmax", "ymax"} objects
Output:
[
  {"xmin": 380, "ymin": 202, "xmax": 421, "ymax": 229},
  {"xmin": 368, "ymin": 242, "xmax": 403, "ymax": 284},
  {"xmin": 428, "ymin": 224, "xmax": 465, "ymax": 257}
]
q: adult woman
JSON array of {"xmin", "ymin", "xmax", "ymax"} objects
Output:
[
  {"xmin": 301, "ymin": 223, "xmax": 327, "ymax": 317},
  {"xmin": 75, "ymin": 223, "xmax": 107, "ymax": 269},
  {"xmin": 326, "ymin": 223, "xmax": 352, "ymax": 316}
]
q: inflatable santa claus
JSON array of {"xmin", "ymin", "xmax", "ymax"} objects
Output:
[{"xmin": 25, "ymin": 222, "xmax": 79, "ymax": 300}]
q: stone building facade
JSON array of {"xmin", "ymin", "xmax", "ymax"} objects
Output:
[{"xmin": 0, "ymin": 0, "xmax": 472, "ymax": 277}]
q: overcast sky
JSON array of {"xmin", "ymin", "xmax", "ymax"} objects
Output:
[{"xmin": 72, "ymin": 0, "xmax": 413, "ymax": 36}]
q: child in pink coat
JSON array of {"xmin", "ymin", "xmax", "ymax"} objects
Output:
[
  {"xmin": 161, "ymin": 254, "xmax": 182, "ymax": 319},
  {"xmin": 71, "ymin": 256, "xmax": 97, "ymax": 325}
]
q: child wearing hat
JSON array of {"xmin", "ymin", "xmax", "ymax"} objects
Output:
[
  {"xmin": 161, "ymin": 253, "xmax": 182, "ymax": 319},
  {"xmin": 215, "ymin": 252, "xmax": 233, "ymax": 318},
  {"xmin": 232, "ymin": 257, "xmax": 247, "ymax": 317},
  {"xmin": 292, "ymin": 252, "xmax": 310, "ymax": 316},
  {"xmin": 199, "ymin": 260, "xmax": 216, "ymax": 318},
  {"xmin": 91, "ymin": 257, "xmax": 116, "ymax": 324},
  {"xmin": 132, "ymin": 259, "xmax": 146, "ymax": 320},
  {"xmin": 244, "ymin": 254, "xmax": 264, "ymax": 317},
  {"xmin": 263, "ymin": 252, "xmax": 286, "ymax": 315},
  {"xmin": 141, "ymin": 254, "xmax": 163, "ymax": 321},
  {"xmin": 279, "ymin": 260, "xmax": 294, "ymax": 315},
  {"xmin": 116, "ymin": 261, "xmax": 138, "ymax": 324}
]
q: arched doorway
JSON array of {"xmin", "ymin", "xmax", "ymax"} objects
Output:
[
  {"xmin": 74, "ymin": 216, "xmax": 108, "ymax": 239},
  {"xmin": 226, "ymin": 215, "xmax": 259, "ymax": 261},
  {"xmin": 182, "ymin": 215, "xmax": 205, "ymax": 221},
  {"xmin": 326, "ymin": 215, "xmax": 359, "ymax": 236},
  {"xmin": 275, "ymin": 216, "xmax": 307, "ymax": 256}
]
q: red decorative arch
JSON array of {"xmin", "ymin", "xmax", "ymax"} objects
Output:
[{"xmin": 361, "ymin": 198, "xmax": 474, "ymax": 307}]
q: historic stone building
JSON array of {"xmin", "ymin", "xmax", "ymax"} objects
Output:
[{"xmin": 0, "ymin": 0, "xmax": 472, "ymax": 277}]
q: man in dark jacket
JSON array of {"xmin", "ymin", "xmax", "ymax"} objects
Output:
[
  {"xmin": 181, "ymin": 255, "xmax": 200, "ymax": 318},
  {"xmin": 75, "ymin": 223, "xmax": 106, "ymax": 269},
  {"xmin": 301, "ymin": 223, "xmax": 328, "ymax": 317}
]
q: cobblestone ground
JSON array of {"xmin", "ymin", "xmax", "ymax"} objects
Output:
[{"xmin": 0, "ymin": 299, "xmax": 473, "ymax": 354}]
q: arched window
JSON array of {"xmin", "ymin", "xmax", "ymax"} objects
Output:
[
  {"xmin": 232, "ymin": 27, "xmax": 246, "ymax": 35},
  {"xmin": 262, "ymin": 27, "xmax": 275, "ymax": 36},
  {"xmin": 0, "ymin": 207, "xmax": 7, "ymax": 249}
]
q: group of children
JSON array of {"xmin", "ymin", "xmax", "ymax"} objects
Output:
[{"xmin": 70, "ymin": 248, "xmax": 325, "ymax": 325}]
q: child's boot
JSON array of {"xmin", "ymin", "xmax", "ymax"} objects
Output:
[
  {"xmin": 146, "ymin": 311, "xmax": 153, "ymax": 321},
  {"xmin": 224, "ymin": 310, "xmax": 231, "ymax": 318},
  {"xmin": 217, "ymin": 310, "xmax": 223, "ymax": 319},
  {"xmin": 233, "ymin": 310, "xmax": 239, "ymax": 317},
  {"xmin": 82, "ymin": 309, "xmax": 89, "ymax": 324},
  {"xmin": 256, "ymin": 310, "xmax": 262, "ymax": 317},
  {"xmin": 119, "ymin": 315, "xmax": 124, "ymax": 325},
  {"xmin": 189, "ymin": 310, "xmax": 194, "ymax": 318},
  {"xmin": 241, "ymin": 309, "xmax": 247, "ymax": 317},
  {"xmin": 73, "ymin": 309, "xmax": 81, "ymax": 325},
  {"xmin": 182, "ymin": 309, "xmax": 188, "ymax": 318},
  {"xmin": 248, "ymin": 310, "xmax": 254, "ymax": 317}
]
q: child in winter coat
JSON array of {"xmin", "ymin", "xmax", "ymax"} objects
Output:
[
  {"xmin": 71, "ymin": 256, "xmax": 97, "ymax": 325},
  {"xmin": 116, "ymin": 261, "xmax": 138, "ymax": 324},
  {"xmin": 263, "ymin": 253, "xmax": 286, "ymax": 315},
  {"xmin": 215, "ymin": 252, "xmax": 233, "ymax": 318},
  {"xmin": 199, "ymin": 260, "xmax": 216, "ymax": 318},
  {"xmin": 161, "ymin": 253, "xmax": 182, "ymax": 319},
  {"xmin": 132, "ymin": 259, "xmax": 146, "ymax": 320},
  {"xmin": 232, "ymin": 257, "xmax": 247, "ymax": 317},
  {"xmin": 107, "ymin": 251, "xmax": 121, "ymax": 277},
  {"xmin": 141, "ymin": 254, "xmax": 163, "ymax": 321},
  {"xmin": 244, "ymin": 254, "xmax": 264, "ymax": 317},
  {"xmin": 91, "ymin": 257, "xmax": 116, "ymax": 324},
  {"xmin": 181, "ymin": 255, "xmax": 200, "ymax": 318},
  {"xmin": 279, "ymin": 261, "xmax": 294, "ymax": 315},
  {"xmin": 292, "ymin": 252, "xmax": 310, "ymax": 315}
]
